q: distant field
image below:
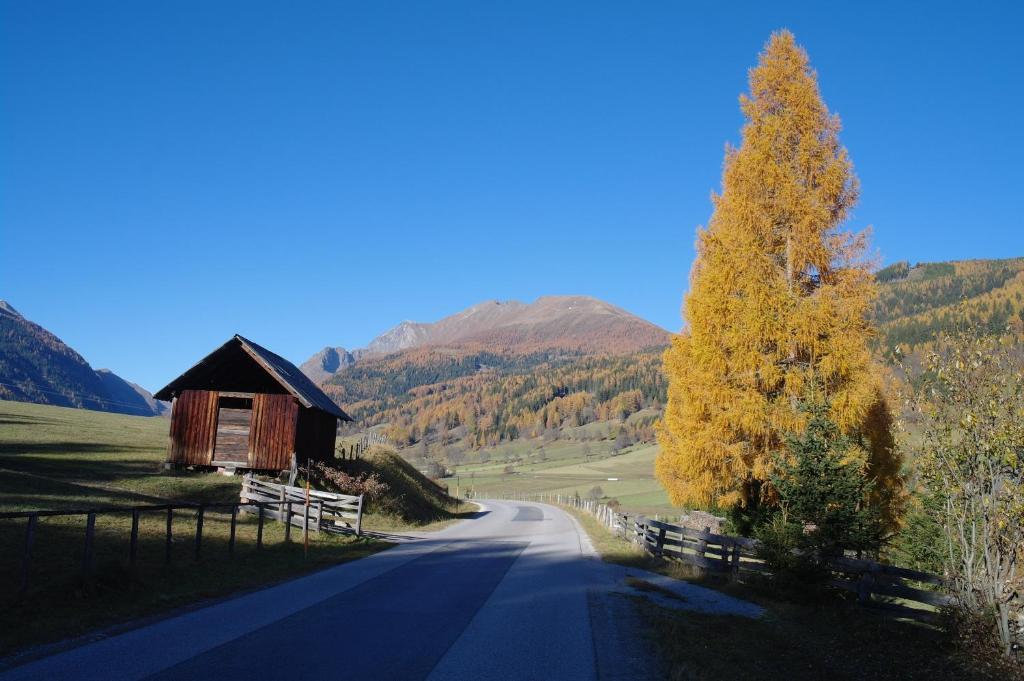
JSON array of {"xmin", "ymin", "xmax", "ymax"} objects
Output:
[{"xmin": 449, "ymin": 438, "xmax": 677, "ymax": 517}]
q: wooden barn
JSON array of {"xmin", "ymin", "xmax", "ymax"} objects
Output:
[{"xmin": 154, "ymin": 335, "xmax": 351, "ymax": 472}]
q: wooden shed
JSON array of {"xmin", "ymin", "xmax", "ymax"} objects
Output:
[{"xmin": 154, "ymin": 335, "xmax": 351, "ymax": 472}]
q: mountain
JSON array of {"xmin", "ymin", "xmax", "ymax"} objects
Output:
[
  {"xmin": 364, "ymin": 296, "xmax": 670, "ymax": 355},
  {"xmin": 0, "ymin": 300, "xmax": 164, "ymax": 416},
  {"xmin": 299, "ymin": 346, "xmax": 357, "ymax": 384},
  {"xmin": 303, "ymin": 295, "xmax": 671, "ymax": 384},
  {"xmin": 306, "ymin": 295, "xmax": 671, "ymax": 451},
  {"xmin": 309, "ymin": 261, "xmax": 1024, "ymax": 457}
]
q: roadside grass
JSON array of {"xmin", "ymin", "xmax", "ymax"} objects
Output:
[
  {"xmin": 0, "ymin": 400, "xmax": 391, "ymax": 658},
  {"xmin": 566, "ymin": 501, "xmax": 1000, "ymax": 681}
]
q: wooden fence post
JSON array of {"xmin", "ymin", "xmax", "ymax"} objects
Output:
[
  {"xmin": 194, "ymin": 505, "xmax": 205, "ymax": 561},
  {"xmin": 355, "ymin": 495, "xmax": 363, "ymax": 537},
  {"xmin": 730, "ymin": 542, "xmax": 740, "ymax": 582},
  {"xmin": 19, "ymin": 513, "xmax": 37, "ymax": 598},
  {"xmin": 857, "ymin": 565, "xmax": 879, "ymax": 605},
  {"xmin": 82, "ymin": 512, "xmax": 96, "ymax": 578},
  {"xmin": 228, "ymin": 505, "xmax": 238, "ymax": 557},
  {"xmin": 129, "ymin": 509, "xmax": 139, "ymax": 566},
  {"xmin": 284, "ymin": 502, "xmax": 292, "ymax": 542},
  {"xmin": 165, "ymin": 508, "xmax": 173, "ymax": 564},
  {"xmin": 303, "ymin": 502, "xmax": 310, "ymax": 549},
  {"xmin": 257, "ymin": 505, "xmax": 265, "ymax": 549},
  {"xmin": 696, "ymin": 525, "xmax": 710, "ymax": 562},
  {"xmin": 656, "ymin": 526, "xmax": 667, "ymax": 555}
]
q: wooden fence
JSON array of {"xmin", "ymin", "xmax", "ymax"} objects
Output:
[
  {"xmin": 335, "ymin": 431, "xmax": 389, "ymax": 460},
  {"xmin": 240, "ymin": 475, "xmax": 363, "ymax": 536},
  {"xmin": 2, "ymin": 482, "xmax": 363, "ymax": 601},
  {"xmin": 493, "ymin": 491, "xmax": 950, "ymax": 623}
]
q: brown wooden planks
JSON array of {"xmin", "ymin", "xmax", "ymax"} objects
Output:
[
  {"xmin": 250, "ymin": 394, "xmax": 298, "ymax": 470},
  {"xmin": 168, "ymin": 390, "xmax": 218, "ymax": 465}
]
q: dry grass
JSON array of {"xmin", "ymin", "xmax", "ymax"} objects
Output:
[{"xmin": 565, "ymin": 502, "xmax": 1011, "ymax": 681}]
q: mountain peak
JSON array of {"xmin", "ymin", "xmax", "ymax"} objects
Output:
[
  {"xmin": 365, "ymin": 295, "xmax": 667, "ymax": 357},
  {"xmin": 0, "ymin": 300, "xmax": 23, "ymax": 319},
  {"xmin": 301, "ymin": 295, "xmax": 669, "ymax": 383},
  {"xmin": 299, "ymin": 346, "xmax": 356, "ymax": 383}
]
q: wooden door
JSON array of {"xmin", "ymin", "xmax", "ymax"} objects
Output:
[
  {"xmin": 213, "ymin": 399, "xmax": 252, "ymax": 465},
  {"xmin": 167, "ymin": 390, "xmax": 218, "ymax": 465}
]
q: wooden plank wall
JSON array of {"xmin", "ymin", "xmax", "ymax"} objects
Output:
[
  {"xmin": 249, "ymin": 393, "xmax": 299, "ymax": 470},
  {"xmin": 167, "ymin": 390, "xmax": 218, "ymax": 465}
]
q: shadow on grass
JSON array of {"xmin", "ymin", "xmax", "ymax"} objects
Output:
[
  {"xmin": 0, "ymin": 414, "xmax": 63, "ymax": 426},
  {"xmin": 0, "ymin": 510, "xmax": 388, "ymax": 660}
]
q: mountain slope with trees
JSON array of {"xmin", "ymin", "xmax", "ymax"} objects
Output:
[
  {"xmin": 872, "ymin": 257, "xmax": 1024, "ymax": 355},
  {"xmin": 0, "ymin": 301, "xmax": 164, "ymax": 416}
]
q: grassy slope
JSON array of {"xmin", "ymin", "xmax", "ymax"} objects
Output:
[
  {"xmin": 0, "ymin": 400, "xmax": 388, "ymax": 657},
  {"xmin": 566, "ymin": 504, "xmax": 1003, "ymax": 681},
  {"xmin": 319, "ymin": 447, "xmax": 477, "ymax": 532}
]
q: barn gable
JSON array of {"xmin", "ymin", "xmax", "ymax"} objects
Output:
[{"xmin": 155, "ymin": 335, "xmax": 350, "ymax": 421}]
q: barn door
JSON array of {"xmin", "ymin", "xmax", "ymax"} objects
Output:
[
  {"xmin": 168, "ymin": 390, "xmax": 218, "ymax": 465},
  {"xmin": 249, "ymin": 394, "xmax": 299, "ymax": 470},
  {"xmin": 213, "ymin": 395, "xmax": 253, "ymax": 465}
]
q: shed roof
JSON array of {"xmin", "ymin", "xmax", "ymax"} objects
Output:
[{"xmin": 154, "ymin": 335, "xmax": 351, "ymax": 420}]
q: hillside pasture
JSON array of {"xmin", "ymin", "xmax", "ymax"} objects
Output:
[
  {"xmin": 451, "ymin": 440, "xmax": 676, "ymax": 516},
  {"xmin": 0, "ymin": 400, "xmax": 386, "ymax": 657}
]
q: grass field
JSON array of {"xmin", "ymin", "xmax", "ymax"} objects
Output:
[
  {"xmin": 447, "ymin": 439, "xmax": 676, "ymax": 517},
  {"xmin": 0, "ymin": 400, "xmax": 394, "ymax": 657},
  {"xmin": 567, "ymin": 503, "xmax": 1006, "ymax": 681}
]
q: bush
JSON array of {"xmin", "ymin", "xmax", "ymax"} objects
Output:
[
  {"xmin": 311, "ymin": 462, "xmax": 388, "ymax": 499},
  {"xmin": 905, "ymin": 324, "xmax": 1024, "ymax": 657}
]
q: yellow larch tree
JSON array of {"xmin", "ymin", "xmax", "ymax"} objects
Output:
[{"xmin": 656, "ymin": 31, "xmax": 903, "ymax": 523}]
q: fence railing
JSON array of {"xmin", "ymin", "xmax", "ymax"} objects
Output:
[
  {"xmin": 335, "ymin": 431, "xmax": 389, "ymax": 460},
  {"xmin": 490, "ymin": 491, "xmax": 950, "ymax": 623},
  {"xmin": 240, "ymin": 475, "xmax": 363, "ymax": 536},
  {"xmin": 2, "ymin": 481, "xmax": 364, "ymax": 601}
]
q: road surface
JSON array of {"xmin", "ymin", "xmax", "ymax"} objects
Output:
[{"xmin": 0, "ymin": 500, "xmax": 661, "ymax": 681}]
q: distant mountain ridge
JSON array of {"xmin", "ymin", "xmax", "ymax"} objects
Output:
[
  {"xmin": 303, "ymin": 295, "xmax": 670, "ymax": 383},
  {"xmin": 0, "ymin": 301, "xmax": 165, "ymax": 416}
]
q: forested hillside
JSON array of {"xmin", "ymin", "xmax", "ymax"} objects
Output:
[
  {"xmin": 325, "ymin": 349, "xmax": 665, "ymax": 449},
  {"xmin": 873, "ymin": 257, "xmax": 1024, "ymax": 355},
  {"xmin": 0, "ymin": 301, "xmax": 165, "ymax": 416},
  {"xmin": 317, "ymin": 258, "xmax": 1022, "ymax": 460}
]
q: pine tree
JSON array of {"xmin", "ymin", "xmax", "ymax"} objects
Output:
[{"xmin": 656, "ymin": 31, "xmax": 902, "ymax": 522}]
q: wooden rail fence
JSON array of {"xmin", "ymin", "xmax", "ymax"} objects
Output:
[
  {"xmin": 491, "ymin": 491, "xmax": 950, "ymax": 623},
  {"xmin": 335, "ymin": 431, "xmax": 388, "ymax": 460},
  {"xmin": 240, "ymin": 475, "xmax": 363, "ymax": 536},
  {"xmin": 2, "ymin": 481, "xmax": 364, "ymax": 601}
]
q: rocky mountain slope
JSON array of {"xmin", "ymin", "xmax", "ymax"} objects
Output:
[
  {"xmin": 0, "ymin": 301, "xmax": 165, "ymax": 416},
  {"xmin": 304, "ymin": 295, "xmax": 670, "ymax": 384}
]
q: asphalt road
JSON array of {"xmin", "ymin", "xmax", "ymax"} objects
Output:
[{"xmin": 0, "ymin": 500, "xmax": 656, "ymax": 681}]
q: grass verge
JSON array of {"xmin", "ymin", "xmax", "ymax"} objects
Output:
[{"xmin": 564, "ymin": 502, "xmax": 1006, "ymax": 681}]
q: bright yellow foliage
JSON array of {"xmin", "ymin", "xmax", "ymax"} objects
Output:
[{"xmin": 656, "ymin": 31, "xmax": 902, "ymax": 520}]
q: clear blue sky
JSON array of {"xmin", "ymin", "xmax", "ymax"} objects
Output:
[{"xmin": 2, "ymin": 2, "xmax": 1022, "ymax": 392}]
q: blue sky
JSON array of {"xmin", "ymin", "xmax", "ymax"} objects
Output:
[{"xmin": 2, "ymin": 2, "xmax": 1022, "ymax": 392}]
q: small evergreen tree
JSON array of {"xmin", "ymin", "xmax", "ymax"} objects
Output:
[{"xmin": 758, "ymin": 393, "xmax": 885, "ymax": 585}]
